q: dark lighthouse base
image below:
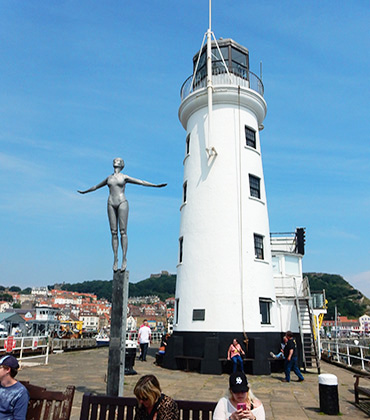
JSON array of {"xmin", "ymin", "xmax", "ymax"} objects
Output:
[{"xmin": 162, "ymin": 331, "xmax": 304, "ymax": 375}]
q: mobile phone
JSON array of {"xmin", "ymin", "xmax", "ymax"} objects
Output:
[{"xmin": 237, "ymin": 403, "xmax": 247, "ymax": 411}]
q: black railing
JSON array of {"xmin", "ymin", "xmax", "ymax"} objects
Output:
[{"xmin": 180, "ymin": 67, "xmax": 264, "ymax": 100}]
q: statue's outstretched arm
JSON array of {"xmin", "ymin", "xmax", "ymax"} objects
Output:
[
  {"xmin": 77, "ymin": 178, "xmax": 108, "ymax": 194},
  {"xmin": 125, "ymin": 176, "xmax": 167, "ymax": 188}
]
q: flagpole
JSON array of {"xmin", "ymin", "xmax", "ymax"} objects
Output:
[{"xmin": 206, "ymin": 0, "xmax": 215, "ymax": 157}]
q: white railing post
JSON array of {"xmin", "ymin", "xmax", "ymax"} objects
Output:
[
  {"xmin": 19, "ymin": 337, "xmax": 25, "ymax": 361},
  {"xmin": 360, "ymin": 347, "xmax": 365, "ymax": 371},
  {"xmin": 346, "ymin": 344, "xmax": 351, "ymax": 366},
  {"xmin": 45, "ymin": 336, "xmax": 50, "ymax": 365}
]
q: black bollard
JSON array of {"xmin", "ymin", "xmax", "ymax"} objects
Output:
[{"xmin": 319, "ymin": 374, "xmax": 339, "ymax": 415}]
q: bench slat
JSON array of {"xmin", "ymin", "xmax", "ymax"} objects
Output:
[
  {"xmin": 98, "ymin": 404, "xmax": 107, "ymax": 420},
  {"xmin": 125, "ymin": 404, "xmax": 135, "ymax": 420},
  {"xmin": 79, "ymin": 395, "xmax": 217, "ymax": 420},
  {"xmin": 21, "ymin": 381, "xmax": 75, "ymax": 420},
  {"xmin": 108, "ymin": 405, "xmax": 117, "ymax": 420}
]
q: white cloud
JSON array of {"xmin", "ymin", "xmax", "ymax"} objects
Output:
[{"xmin": 0, "ymin": 152, "xmax": 45, "ymax": 177}]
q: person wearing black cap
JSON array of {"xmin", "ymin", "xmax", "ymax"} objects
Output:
[
  {"xmin": 213, "ymin": 372, "xmax": 265, "ymax": 420},
  {"xmin": 0, "ymin": 355, "xmax": 29, "ymax": 420}
]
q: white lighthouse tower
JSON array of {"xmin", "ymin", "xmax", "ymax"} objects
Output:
[{"xmin": 162, "ymin": 33, "xmax": 282, "ymax": 375}]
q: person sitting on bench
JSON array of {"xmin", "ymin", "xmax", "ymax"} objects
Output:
[
  {"xmin": 134, "ymin": 374, "xmax": 179, "ymax": 420},
  {"xmin": 227, "ymin": 339, "xmax": 245, "ymax": 373},
  {"xmin": 269, "ymin": 335, "xmax": 288, "ymax": 360},
  {"xmin": 213, "ymin": 371, "xmax": 265, "ymax": 420}
]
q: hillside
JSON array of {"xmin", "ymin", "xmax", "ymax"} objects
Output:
[{"xmin": 305, "ymin": 272, "xmax": 370, "ymax": 319}]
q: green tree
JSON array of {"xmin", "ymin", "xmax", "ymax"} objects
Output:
[
  {"xmin": 60, "ymin": 273, "xmax": 176, "ymax": 302},
  {"xmin": 0, "ymin": 293, "xmax": 13, "ymax": 302},
  {"xmin": 306, "ymin": 272, "xmax": 368, "ymax": 319}
]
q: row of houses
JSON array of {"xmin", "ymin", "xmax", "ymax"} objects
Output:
[
  {"xmin": 0, "ymin": 287, "xmax": 175, "ymax": 336},
  {"xmin": 322, "ymin": 314, "xmax": 370, "ymax": 336}
]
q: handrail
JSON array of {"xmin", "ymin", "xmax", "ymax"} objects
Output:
[
  {"xmin": 180, "ymin": 68, "xmax": 264, "ymax": 101},
  {"xmin": 0, "ymin": 336, "xmax": 49, "ymax": 366},
  {"xmin": 321, "ymin": 339, "xmax": 370, "ymax": 372}
]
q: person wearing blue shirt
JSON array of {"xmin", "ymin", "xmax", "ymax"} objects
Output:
[{"xmin": 0, "ymin": 355, "xmax": 29, "ymax": 420}]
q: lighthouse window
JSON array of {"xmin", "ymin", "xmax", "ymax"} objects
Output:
[
  {"xmin": 179, "ymin": 237, "xmax": 183, "ymax": 263},
  {"xmin": 193, "ymin": 309, "xmax": 205, "ymax": 321},
  {"xmin": 175, "ymin": 299, "xmax": 179, "ymax": 324},
  {"xmin": 249, "ymin": 175, "xmax": 260, "ymax": 199},
  {"xmin": 245, "ymin": 126, "xmax": 256, "ymax": 148},
  {"xmin": 183, "ymin": 182, "xmax": 187, "ymax": 203},
  {"xmin": 254, "ymin": 234, "xmax": 264, "ymax": 260},
  {"xmin": 259, "ymin": 298, "xmax": 272, "ymax": 324},
  {"xmin": 186, "ymin": 134, "xmax": 190, "ymax": 155},
  {"xmin": 231, "ymin": 48, "xmax": 248, "ymax": 78},
  {"xmin": 211, "ymin": 47, "xmax": 229, "ymax": 73}
]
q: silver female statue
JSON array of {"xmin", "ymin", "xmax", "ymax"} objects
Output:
[{"xmin": 78, "ymin": 158, "xmax": 166, "ymax": 272}]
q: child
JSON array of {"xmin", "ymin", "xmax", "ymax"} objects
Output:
[{"xmin": 270, "ymin": 335, "xmax": 288, "ymax": 359}]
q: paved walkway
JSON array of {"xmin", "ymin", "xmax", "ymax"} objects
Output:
[{"xmin": 18, "ymin": 347, "xmax": 367, "ymax": 419}]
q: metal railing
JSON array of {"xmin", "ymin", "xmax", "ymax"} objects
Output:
[
  {"xmin": 0, "ymin": 336, "xmax": 49, "ymax": 366},
  {"xmin": 126, "ymin": 331, "xmax": 163, "ymax": 343},
  {"xmin": 321, "ymin": 339, "xmax": 370, "ymax": 371},
  {"xmin": 180, "ymin": 68, "xmax": 264, "ymax": 101}
]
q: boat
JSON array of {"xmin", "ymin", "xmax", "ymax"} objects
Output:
[
  {"xmin": 95, "ymin": 333, "xmax": 110, "ymax": 347},
  {"xmin": 95, "ymin": 333, "xmax": 137, "ymax": 349}
]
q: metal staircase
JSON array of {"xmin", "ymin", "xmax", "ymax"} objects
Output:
[{"xmin": 295, "ymin": 278, "xmax": 321, "ymax": 373}]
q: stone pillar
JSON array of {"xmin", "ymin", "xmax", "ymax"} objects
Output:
[{"xmin": 106, "ymin": 270, "xmax": 129, "ymax": 396}]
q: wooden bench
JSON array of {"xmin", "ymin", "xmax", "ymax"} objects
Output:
[
  {"xmin": 175, "ymin": 355, "xmax": 204, "ymax": 372},
  {"xmin": 20, "ymin": 381, "xmax": 75, "ymax": 420},
  {"xmin": 354, "ymin": 374, "xmax": 370, "ymax": 406},
  {"xmin": 79, "ymin": 394, "xmax": 217, "ymax": 420},
  {"xmin": 267, "ymin": 357, "xmax": 285, "ymax": 373},
  {"xmin": 219, "ymin": 357, "xmax": 255, "ymax": 373}
]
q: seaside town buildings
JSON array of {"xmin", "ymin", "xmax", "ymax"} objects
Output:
[
  {"xmin": 0, "ymin": 282, "xmax": 174, "ymax": 337},
  {"xmin": 0, "ymin": 279, "xmax": 367, "ymax": 339}
]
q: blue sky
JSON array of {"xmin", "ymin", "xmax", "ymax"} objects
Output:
[{"xmin": 1, "ymin": 1, "xmax": 369, "ymax": 296}]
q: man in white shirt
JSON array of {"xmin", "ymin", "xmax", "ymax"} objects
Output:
[{"xmin": 138, "ymin": 320, "xmax": 151, "ymax": 361}]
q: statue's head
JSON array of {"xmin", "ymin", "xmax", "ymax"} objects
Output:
[{"xmin": 113, "ymin": 158, "xmax": 125, "ymax": 170}]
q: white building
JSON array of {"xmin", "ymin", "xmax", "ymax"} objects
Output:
[
  {"xmin": 0, "ymin": 301, "xmax": 11, "ymax": 313},
  {"xmin": 80, "ymin": 313, "xmax": 99, "ymax": 331},
  {"xmin": 164, "ymin": 36, "xmax": 325, "ymax": 375},
  {"xmin": 35, "ymin": 306, "xmax": 58, "ymax": 322},
  {"xmin": 359, "ymin": 315, "xmax": 370, "ymax": 333},
  {"xmin": 54, "ymin": 295, "xmax": 82, "ymax": 305},
  {"xmin": 31, "ymin": 287, "xmax": 49, "ymax": 296}
]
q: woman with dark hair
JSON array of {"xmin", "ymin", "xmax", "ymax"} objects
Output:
[
  {"xmin": 213, "ymin": 372, "xmax": 265, "ymax": 420},
  {"xmin": 134, "ymin": 375, "xmax": 179, "ymax": 420},
  {"xmin": 227, "ymin": 338, "xmax": 245, "ymax": 373}
]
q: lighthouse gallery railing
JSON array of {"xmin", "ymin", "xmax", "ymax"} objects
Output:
[{"xmin": 180, "ymin": 67, "xmax": 264, "ymax": 101}]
